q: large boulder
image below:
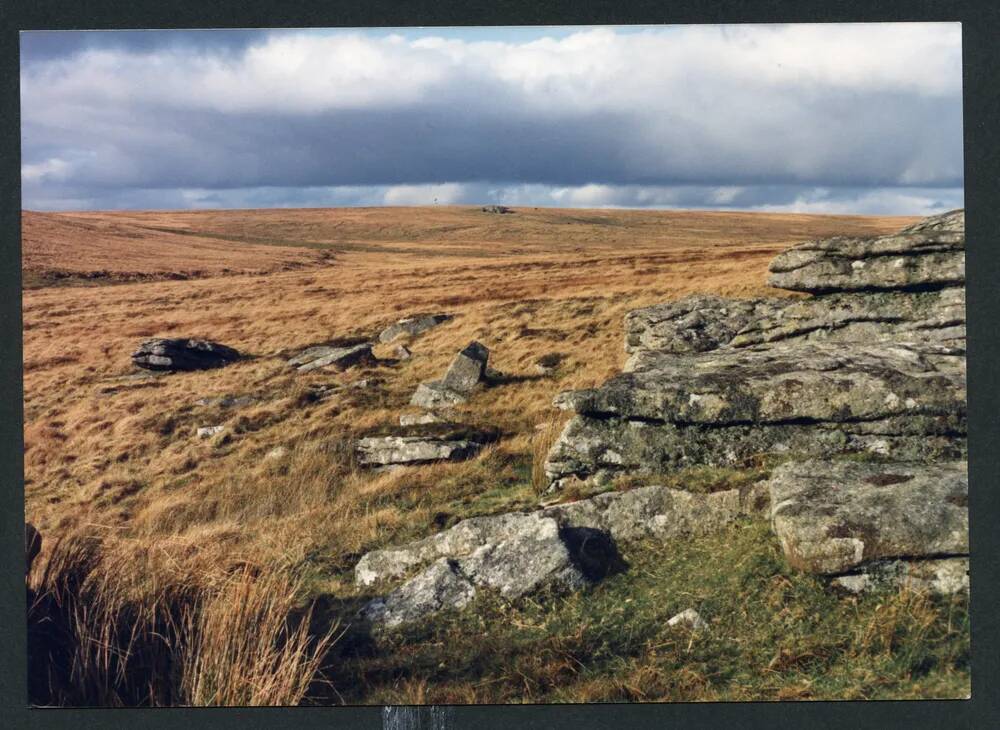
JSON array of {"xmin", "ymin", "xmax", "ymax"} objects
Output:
[
  {"xmin": 546, "ymin": 341, "xmax": 965, "ymax": 487},
  {"xmin": 378, "ymin": 314, "xmax": 452, "ymax": 343},
  {"xmin": 727, "ymin": 288, "xmax": 966, "ymax": 351},
  {"xmin": 564, "ymin": 342, "xmax": 964, "ymax": 427},
  {"xmin": 545, "ymin": 413, "xmax": 963, "ymax": 489},
  {"xmin": 355, "ymin": 481, "xmax": 766, "ymax": 628},
  {"xmin": 132, "ymin": 338, "xmax": 241, "ymax": 371},
  {"xmin": 360, "ymin": 514, "xmax": 591, "ymax": 629},
  {"xmin": 546, "ymin": 211, "xmax": 967, "ymax": 490},
  {"xmin": 767, "ymin": 459, "xmax": 968, "ymax": 577},
  {"xmin": 767, "ymin": 209, "xmax": 965, "ymax": 294},
  {"xmin": 287, "ymin": 342, "xmax": 374, "ymax": 372}
]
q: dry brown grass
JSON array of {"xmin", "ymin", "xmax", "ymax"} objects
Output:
[
  {"xmin": 22, "ymin": 205, "xmax": 918, "ymax": 704},
  {"xmin": 27, "ymin": 529, "xmax": 337, "ymax": 706}
]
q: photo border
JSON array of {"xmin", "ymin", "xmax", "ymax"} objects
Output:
[{"xmin": 2, "ymin": 1, "xmax": 997, "ymax": 728}]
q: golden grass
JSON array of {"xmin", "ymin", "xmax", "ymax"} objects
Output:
[{"xmin": 22, "ymin": 205, "xmax": 918, "ymax": 704}]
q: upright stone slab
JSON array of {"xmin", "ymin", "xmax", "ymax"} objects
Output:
[
  {"xmin": 441, "ymin": 341, "xmax": 489, "ymax": 392},
  {"xmin": 409, "ymin": 341, "xmax": 490, "ymax": 408}
]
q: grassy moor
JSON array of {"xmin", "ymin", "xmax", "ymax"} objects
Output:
[{"xmin": 23, "ymin": 206, "xmax": 970, "ymax": 705}]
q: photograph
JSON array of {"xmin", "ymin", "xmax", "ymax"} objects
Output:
[{"xmin": 20, "ymin": 22, "xmax": 969, "ymax": 707}]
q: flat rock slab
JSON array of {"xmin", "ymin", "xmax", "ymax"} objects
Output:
[
  {"xmin": 768, "ymin": 459, "xmax": 968, "ymax": 575},
  {"xmin": 356, "ymin": 436, "xmax": 483, "ymax": 468},
  {"xmin": 132, "ymin": 338, "xmax": 241, "ymax": 371},
  {"xmin": 559, "ymin": 341, "xmax": 965, "ymax": 427},
  {"xmin": 624, "ymin": 289, "xmax": 965, "ymax": 365},
  {"xmin": 194, "ymin": 394, "xmax": 258, "ymax": 409},
  {"xmin": 287, "ymin": 342, "xmax": 374, "ymax": 372},
  {"xmin": 378, "ymin": 314, "xmax": 452, "ymax": 343},
  {"xmin": 728, "ymin": 288, "xmax": 966, "ymax": 351},
  {"xmin": 767, "ymin": 210, "xmax": 964, "ymax": 294},
  {"xmin": 400, "ymin": 412, "xmax": 443, "ymax": 426},
  {"xmin": 544, "ymin": 413, "xmax": 965, "ymax": 488}
]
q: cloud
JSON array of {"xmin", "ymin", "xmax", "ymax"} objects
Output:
[{"xmin": 20, "ymin": 24, "xmax": 963, "ymax": 213}]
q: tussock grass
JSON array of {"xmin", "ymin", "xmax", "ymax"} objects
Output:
[{"xmin": 27, "ymin": 530, "xmax": 337, "ymax": 707}]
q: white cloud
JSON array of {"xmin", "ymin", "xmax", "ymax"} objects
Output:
[
  {"xmin": 20, "ymin": 24, "xmax": 963, "ymax": 212},
  {"xmin": 382, "ymin": 183, "xmax": 468, "ymax": 205}
]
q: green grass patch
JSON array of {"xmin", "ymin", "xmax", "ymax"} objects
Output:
[{"xmin": 322, "ymin": 519, "xmax": 970, "ymax": 704}]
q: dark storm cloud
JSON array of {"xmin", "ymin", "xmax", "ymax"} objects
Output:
[
  {"xmin": 20, "ymin": 29, "xmax": 270, "ymax": 64},
  {"xmin": 20, "ymin": 24, "xmax": 964, "ymax": 212}
]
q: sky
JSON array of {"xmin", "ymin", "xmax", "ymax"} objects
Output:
[{"xmin": 19, "ymin": 23, "xmax": 964, "ymax": 214}]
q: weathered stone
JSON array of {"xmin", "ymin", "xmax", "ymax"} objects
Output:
[
  {"xmin": 409, "ymin": 342, "xmax": 490, "ymax": 408},
  {"xmin": 441, "ymin": 341, "xmax": 490, "ymax": 393},
  {"xmin": 356, "ymin": 435, "xmax": 483, "ymax": 469},
  {"xmin": 544, "ymin": 414, "xmax": 964, "ymax": 488},
  {"xmin": 624, "ymin": 289, "xmax": 965, "ymax": 366},
  {"xmin": 362, "ymin": 558, "xmax": 477, "ymax": 628},
  {"xmin": 356, "ymin": 484, "xmax": 748, "ymax": 589},
  {"xmin": 410, "ymin": 381, "xmax": 469, "ymax": 408},
  {"xmin": 767, "ymin": 210, "xmax": 964, "ymax": 294},
  {"xmin": 378, "ymin": 314, "xmax": 452, "ymax": 343},
  {"xmin": 728, "ymin": 288, "xmax": 966, "ymax": 351},
  {"xmin": 400, "ymin": 412, "xmax": 443, "ymax": 426},
  {"xmin": 25, "ymin": 523, "xmax": 41, "ymax": 575},
  {"xmin": 394, "ymin": 345, "xmax": 413, "ymax": 360},
  {"xmin": 196, "ymin": 425, "xmax": 225, "ymax": 439},
  {"xmin": 481, "ymin": 205, "xmax": 513, "ymax": 214},
  {"xmin": 625, "ymin": 295, "xmax": 791, "ymax": 357},
  {"xmin": 287, "ymin": 342, "xmax": 374, "ymax": 373},
  {"xmin": 356, "ymin": 511, "xmax": 543, "ymax": 587},
  {"xmin": 567, "ymin": 341, "xmax": 965, "ymax": 427},
  {"xmin": 361, "ymin": 514, "xmax": 589, "ymax": 628},
  {"xmin": 132, "ymin": 338, "xmax": 241, "ymax": 372},
  {"xmin": 542, "ymin": 485, "xmax": 744, "ymax": 543},
  {"xmin": 830, "ymin": 557, "xmax": 969, "ymax": 595},
  {"xmin": 668, "ymin": 608, "xmax": 708, "ymax": 630},
  {"xmin": 768, "ymin": 459, "xmax": 968, "ymax": 575}
]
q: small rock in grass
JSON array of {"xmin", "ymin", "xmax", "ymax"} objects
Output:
[
  {"xmin": 667, "ymin": 608, "xmax": 708, "ymax": 630},
  {"xmin": 400, "ymin": 412, "xmax": 442, "ymax": 426},
  {"xmin": 265, "ymin": 445, "xmax": 289, "ymax": 460},
  {"xmin": 196, "ymin": 425, "xmax": 225, "ymax": 439}
]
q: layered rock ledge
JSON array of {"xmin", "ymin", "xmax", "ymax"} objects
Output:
[{"xmin": 546, "ymin": 210, "xmax": 967, "ymax": 489}]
